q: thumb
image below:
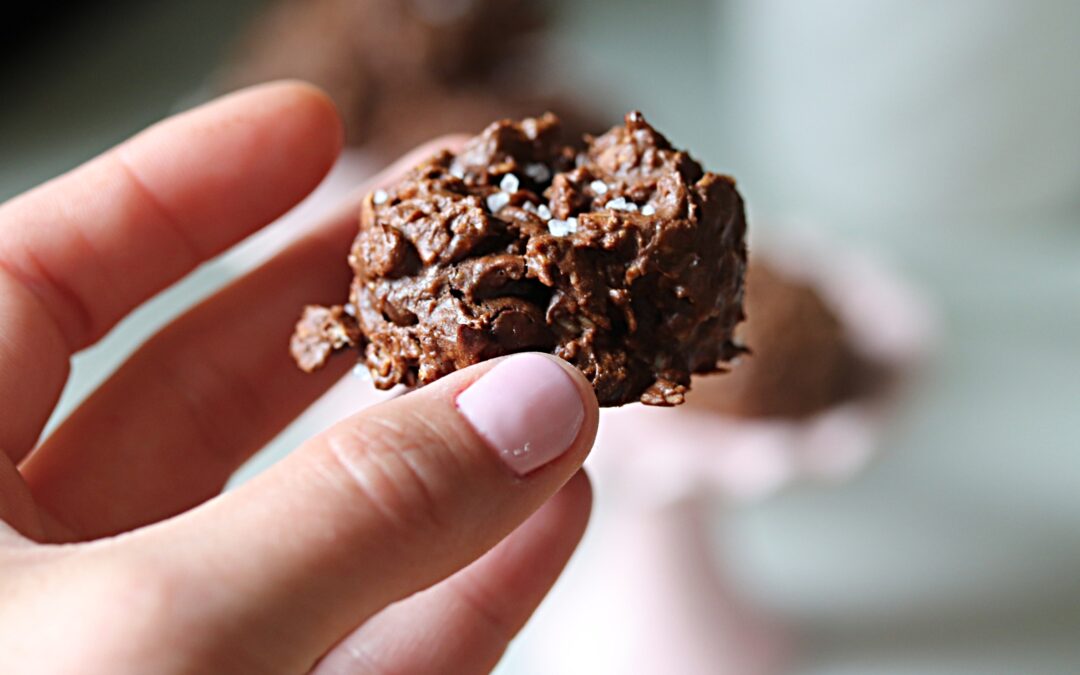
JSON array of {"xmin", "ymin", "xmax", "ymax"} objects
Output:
[{"xmin": 138, "ymin": 353, "xmax": 598, "ymax": 670}]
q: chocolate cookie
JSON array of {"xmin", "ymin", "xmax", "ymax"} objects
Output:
[
  {"xmin": 685, "ymin": 261, "xmax": 884, "ymax": 418},
  {"xmin": 291, "ymin": 112, "xmax": 748, "ymax": 406}
]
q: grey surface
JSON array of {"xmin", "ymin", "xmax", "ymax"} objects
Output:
[
  {"xmin": 2, "ymin": 1, "xmax": 1078, "ymax": 674},
  {"xmin": 1, "ymin": 0, "xmax": 271, "ymax": 425},
  {"xmin": 0, "ymin": 0, "xmax": 266, "ymax": 201}
]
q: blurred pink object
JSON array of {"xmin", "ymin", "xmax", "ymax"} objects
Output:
[
  {"xmin": 523, "ymin": 232, "xmax": 935, "ymax": 675},
  {"xmin": 593, "ymin": 230, "xmax": 935, "ymax": 505}
]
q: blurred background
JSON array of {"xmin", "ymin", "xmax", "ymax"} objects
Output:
[{"xmin": 3, "ymin": 1, "xmax": 1078, "ymax": 673}]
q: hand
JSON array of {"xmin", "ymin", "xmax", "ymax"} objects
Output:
[{"xmin": 0, "ymin": 82, "xmax": 599, "ymax": 674}]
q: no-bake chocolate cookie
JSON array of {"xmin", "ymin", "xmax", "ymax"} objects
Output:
[
  {"xmin": 291, "ymin": 112, "xmax": 748, "ymax": 406},
  {"xmin": 685, "ymin": 260, "xmax": 884, "ymax": 418}
]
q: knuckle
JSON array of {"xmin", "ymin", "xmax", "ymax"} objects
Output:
[
  {"xmin": 448, "ymin": 575, "xmax": 518, "ymax": 645},
  {"xmin": 322, "ymin": 412, "xmax": 464, "ymax": 538}
]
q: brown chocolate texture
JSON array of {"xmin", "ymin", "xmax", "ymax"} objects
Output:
[{"xmin": 291, "ymin": 112, "xmax": 748, "ymax": 406}]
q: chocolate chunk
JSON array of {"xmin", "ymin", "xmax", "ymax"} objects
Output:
[
  {"xmin": 290, "ymin": 305, "xmax": 360, "ymax": 373},
  {"xmin": 291, "ymin": 112, "xmax": 749, "ymax": 406}
]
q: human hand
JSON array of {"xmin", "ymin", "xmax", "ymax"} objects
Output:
[{"xmin": 0, "ymin": 82, "xmax": 599, "ymax": 674}]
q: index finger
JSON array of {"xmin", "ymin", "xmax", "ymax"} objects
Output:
[
  {"xmin": 0, "ymin": 81, "xmax": 342, "ymax": 460},
  {"xmin": 0, "ymin": 80, "xmax": 343, "ymax": 352}
]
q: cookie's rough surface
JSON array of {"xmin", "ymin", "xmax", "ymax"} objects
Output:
[{"xmin": 291, "ymin": 112, "xmax": 748, "ymax": 406}]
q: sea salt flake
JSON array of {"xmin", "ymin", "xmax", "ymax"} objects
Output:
[
  {"xmin": 499, "ymin": 173, "xmax": 520, "ymax": 193},
  {"xmin": 351, "ymin": 363, "xmax": 371, "ymax": 380},
  {"xmin": 547, "ymin": 217, "xmax": 578, "ymax": 237},
  {"xmin": 372, "ymin": 189, "xmax": 389, "ymax": 205},
  {"xmin": 590, "ymin": 180, "xmax": 609, "ymax": 195},
  {"xmin": 524, "ymin": 162, "xmax": 551, "ymax": 183},
  {"xmin": 605, "ymin": 197, "xmax": 638, "ymax": 212},
  {"xmin": 641, "ymin": 204, "xmax": 656, "ymax": 216},
  {"xmin": 537, "ymin": 204, "xmax": 552, "ymax": 221},
  {"xmin": 486, "ymin": 191, "xmax": 511, "ymax": 213}
]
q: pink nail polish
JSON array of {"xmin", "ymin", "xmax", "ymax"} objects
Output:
[{"xmin": 456, "ymin": 353, "xmax": 585, "ymax": 476}]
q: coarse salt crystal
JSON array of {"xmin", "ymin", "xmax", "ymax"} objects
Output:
[
  {"xmin": 351, "ymin": 363, "xmax": 371, "ymax": 380},
  {"xmin": 537, "ymin": 204, "xmax": 552, "ymax": 221},
  {"xmin": 523, "ymin": 201, "xmax": 538, "ymax": 213},
  {"xmin": 590, "ymin": 180, "xmax": 609, "ymax": 195},
  {"xmin": 641, "ymin": 204, "xmax": 656, "ymax": 216},
  {"xmin": 547, "ymin": 217, "xmax": 579, "ymax": 237},
  {"xmin": 450, "ymin": 165, "xmax": 465, "ymax": 179},
  {"xmin": 486, "ymin": 191, "xmax": 511, "ymax": 213},
  {"xmin": 373, "ymin": 189, "xmax": 389, "ymax": 205},
  {"xmin": 343, "ymin": 303, "xmax": 356, "ymax": 317},
  {"xmin": 499, "ymin": 173, "xmax": 520, "ymax": 193},
  {"xmin": 605, "ymin": 197, "xmax": 638, "ymax": 212},
  {"xmin": 524, "ymin": 162, "xmax": 551, "ymax": 183}
]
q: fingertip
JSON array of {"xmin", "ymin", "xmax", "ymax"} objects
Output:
[
  {"xmin": 246, "ymin": 81, "xmax": 344, "ymax": 193},
  {"xmin": 262, "ymin": 79, "xmax": 345, "ymax": 161},
  {"xmin": 452, "ymin": 353, "xmax": 594, "ymax": 477},
  {"xmin": 207, "ymin": 79, "xmax": 345, "ymax": 179},
  {"xmin": 539, "ymin": 353, "xmax": 601, "ymax": 418},
  {"xmin": 526, "ymin": 354, "xmax": 602, "ymax": 466}
]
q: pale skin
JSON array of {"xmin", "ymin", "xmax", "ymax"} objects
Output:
[{"xmin": 0, "ymin": 82, "xmax": 600, "ymax": 674}]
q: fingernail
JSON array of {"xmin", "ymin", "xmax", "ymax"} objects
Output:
[{"xmin": 456, "ymin": 353, "xmax": 585, "ymax": 476}]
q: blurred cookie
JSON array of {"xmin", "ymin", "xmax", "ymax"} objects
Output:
[
  {"xmin": 218, "ymin": 0, "xmax": 599, "ymax": 155},
  {"xmin": 686, "ymin": 260, "xmax": 884, "ymax": 418}
]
